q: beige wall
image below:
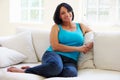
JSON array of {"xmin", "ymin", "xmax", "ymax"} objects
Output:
[
  {"xmin": 0, "ymin": 0, "xmax": 81, "ymax": 36},
  {"xmin": 0, "ymin": 0, "xmax": 12, "ymax": 36}
]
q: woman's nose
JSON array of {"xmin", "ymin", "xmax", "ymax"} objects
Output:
[{"xmin": 65, "ymin": 12, "xmax": 69, "ymax": 16}]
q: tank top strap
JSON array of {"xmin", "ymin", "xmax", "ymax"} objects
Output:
[
  {"xmin": 76, "ymin": 23, "xmax": 83, "ymax": 32},
  {"xmin": 58, "ymin": 24, "xmax": 62, "ymax": 30},
  {"xmin": 75, "ymin": 23, "xmax": 80, "ymax": 30}
]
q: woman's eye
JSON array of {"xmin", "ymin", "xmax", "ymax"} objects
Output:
[
  {"xmin": 61, "ymin": 12, "xmax": 65, "ymax": 15},
  {"xmin": 67, "ymin": 11, "xmax": 71, "ymax": 13}
]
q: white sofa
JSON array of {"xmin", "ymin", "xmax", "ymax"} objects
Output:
[{"xmin": 0, "ymin": 27, "xmax": 120, "ymax": 80}]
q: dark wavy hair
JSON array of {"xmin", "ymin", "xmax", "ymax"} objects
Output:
[{"xmin": 53, "ymin": 3, "xmax": 74, "ymax": 24}]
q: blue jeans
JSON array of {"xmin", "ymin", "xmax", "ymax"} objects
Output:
[{"xmin": 25, "ymin": 51, "xmax": 78, "ymax": 78}]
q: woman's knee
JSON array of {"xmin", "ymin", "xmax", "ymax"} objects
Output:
[
  {"xmin": 49, "ymin": 61, "xmax": 63, "ymax": 74},
  {"xmin": 39, "ymin": 62, "xmax": 63, "ymax": 77},
  {"xmin": 61, "ymin": 66, "xmax": 78, "ymax": 77}
]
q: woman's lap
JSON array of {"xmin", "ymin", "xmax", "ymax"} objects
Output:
[{"xmin": 25, "ymin": 51, "xmax": 78, "ymax": 77}]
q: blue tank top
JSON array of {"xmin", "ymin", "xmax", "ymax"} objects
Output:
[{"xmin": 47, "ymin": 23, "xmax": 84, "ymax": 61}]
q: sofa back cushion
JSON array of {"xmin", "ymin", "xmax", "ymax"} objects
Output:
[
  {"xmin": 16, "ymin": 27, "xmax": 50, "ymax": 61},
  {"xmin": 31, "ymin": 29, "xmax": 50, "ymax": 61},
  {"xmin": 94, "ymin": 31, "xmax": 120, "ymax": 71}
]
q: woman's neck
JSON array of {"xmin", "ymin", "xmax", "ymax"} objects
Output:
[
  {"xmin": 61, "ymin": 22, "xmax": 76, "ymax": 31},
  {"xmin": 62, "ymin": 22, "xmax": 74, "ymax": 28}
]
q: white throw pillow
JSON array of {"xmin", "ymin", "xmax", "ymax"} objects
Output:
[
  {"xmin": 78, "ymin": 31, "xmax": 95, "ymax": 69},
  {"xmin": 0, "ymin": 32, "xmax": 38, "ymax": 62},
  {"xmin": 0, "ymin": 47, "xmax": 26, "ymax": 67},
  {"xmin": 94, "ymin": 31, "xmax": 120, "ymax": 71}
]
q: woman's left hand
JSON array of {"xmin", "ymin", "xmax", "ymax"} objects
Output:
[{"xmin": 84, "ymin": 42, "xmax": 93, "ymax": 53}]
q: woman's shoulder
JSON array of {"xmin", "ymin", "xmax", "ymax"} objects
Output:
[
  {"xmin": 51, "ymin": 24, "xmax": 60, "ymax": 31},
  {"xmin": 75, "ymin": 22, "xmax": 85, "ymax": 27},
  {"xmin": 78, "ymin": 22, "xmax": 92, "ymax": 34},
  {"xmin": 78, "ymin": 22, "xmax": 86, "ymax": 27}
]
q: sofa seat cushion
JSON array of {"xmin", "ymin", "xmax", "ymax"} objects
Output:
[
  {"xmin": 0, "ymin": 63, "xmax": 120, "ymax": 80},
  {"xmin": 78, "ymin": 69, "xmax": 120, "ymax": 80},
  {"xmin": 45, "ymin": 69, "xmax": 120, "ymax": 80},
  {"xmin": 0, "ymin": 62, "xmax": 45, "ymax": 80}
]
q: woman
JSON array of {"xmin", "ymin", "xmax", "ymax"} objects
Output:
[{"xmin": 7, "ymin": 3, "xmax": 93, "ymax": 78}]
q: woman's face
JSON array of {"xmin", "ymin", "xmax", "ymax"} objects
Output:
[{"xmin": 59, "ymin": 6, "xmax": 72, "ymax": 23}]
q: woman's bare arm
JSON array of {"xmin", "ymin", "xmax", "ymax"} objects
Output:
[{"xmin": 50, "ymin": 24, "xmax": 88, "ymax": 53}]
